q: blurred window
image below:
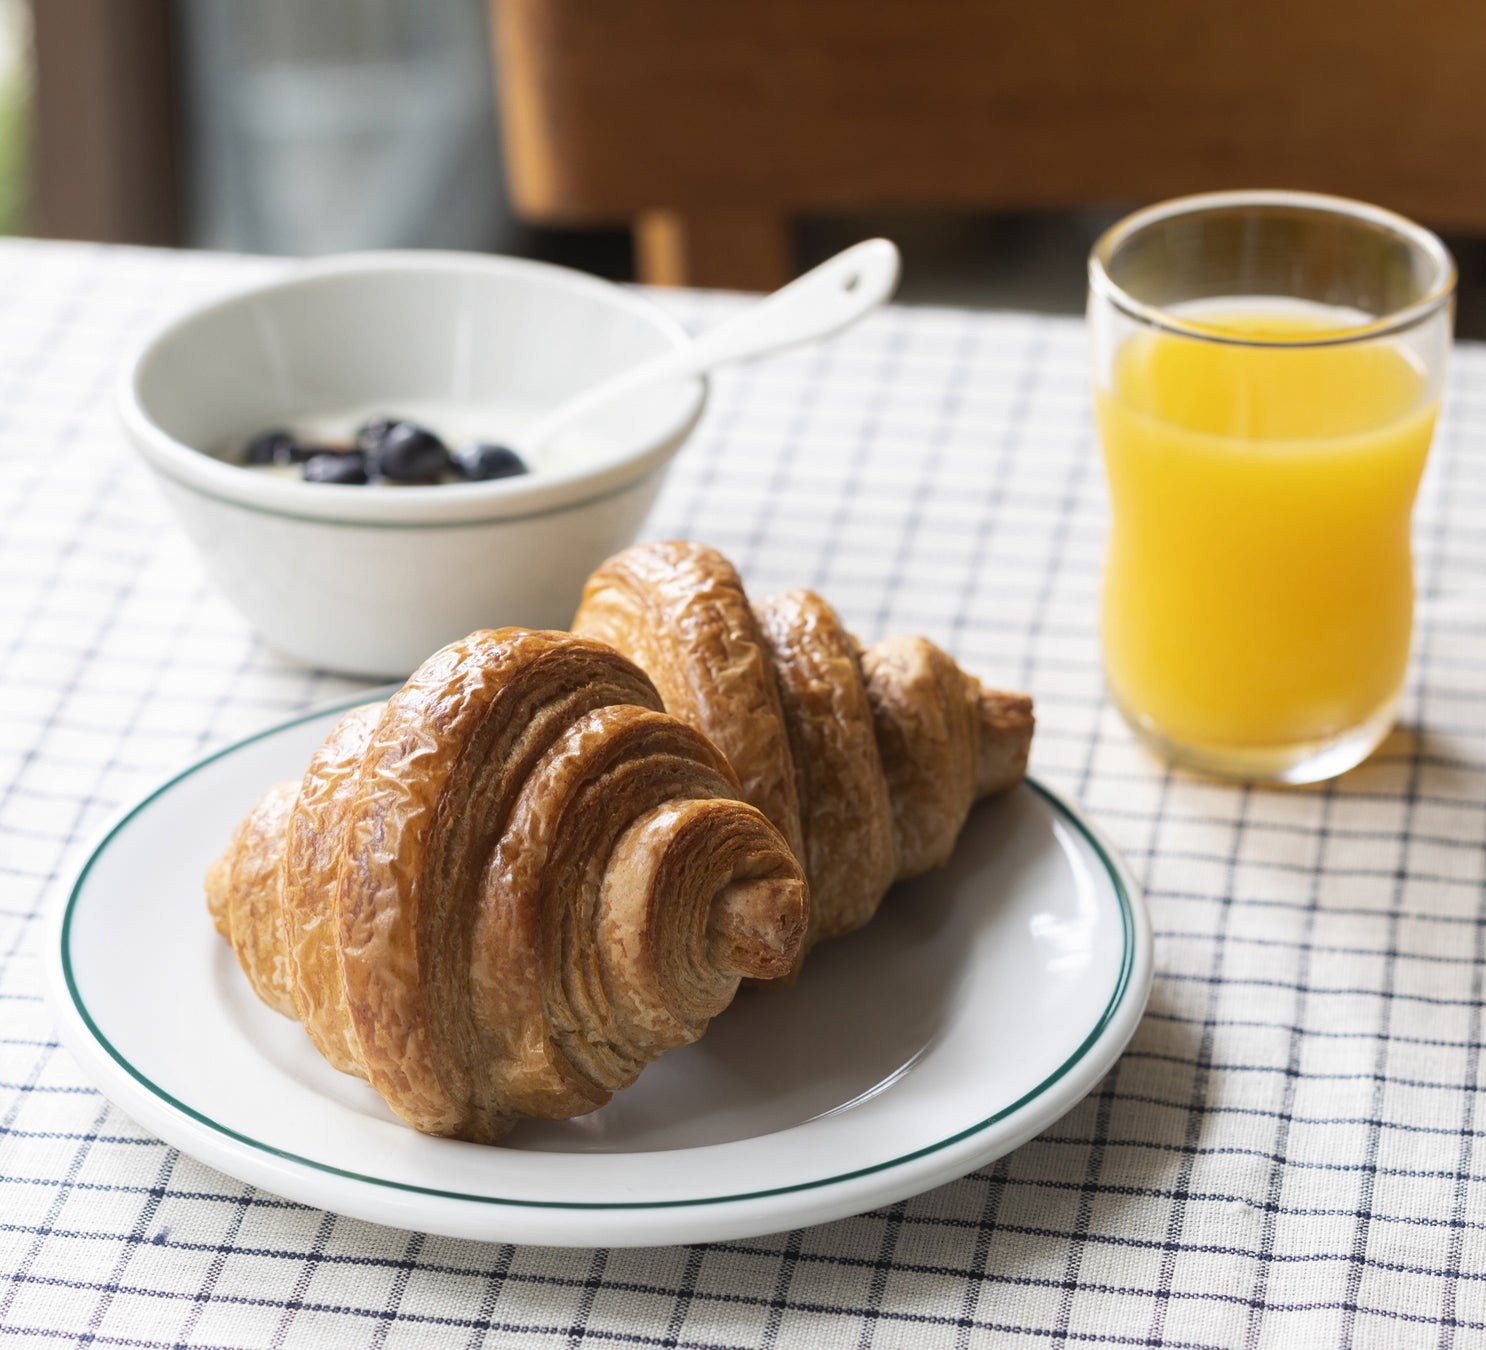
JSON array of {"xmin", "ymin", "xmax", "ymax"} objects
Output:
[{"xmin": 178, "ymin": 0, "xmax": 511, "ymax": 254}]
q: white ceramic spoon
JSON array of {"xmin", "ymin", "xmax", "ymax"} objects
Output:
[{"xmin": 519, "ymin": 238, "xmax": 901, "ymax": 457}]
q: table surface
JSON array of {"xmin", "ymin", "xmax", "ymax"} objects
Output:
[{"xmin": 2, "ymin": 238, "xmax": 1484, "ymax": 1349}]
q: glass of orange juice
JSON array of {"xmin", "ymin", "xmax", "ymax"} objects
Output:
[{"xmin": 1088, "ymin": 191, "xmax": 1455, "ymax": 782}]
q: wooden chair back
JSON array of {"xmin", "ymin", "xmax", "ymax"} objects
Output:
[{"xmin": 492, "ymin": 0, "xmax": 1486, "ymax": 289}]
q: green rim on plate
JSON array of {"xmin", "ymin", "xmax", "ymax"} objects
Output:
[{"xmin": 60, "ymin": 693, "xmax": 1137, "ymax": 1212}]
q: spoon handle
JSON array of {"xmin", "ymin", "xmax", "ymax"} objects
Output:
[{"xmin": 524, "ymin": 238, "xmax": 900, "ymax": 452}]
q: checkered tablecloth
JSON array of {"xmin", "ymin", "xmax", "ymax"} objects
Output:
[{"xmin": 2, "ymin": 237, "xmax": 1484, "ymax": 1349}]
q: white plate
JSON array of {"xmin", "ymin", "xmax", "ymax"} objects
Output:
[{"xmin": 45, "ymin": 693, "xmax": 1152, "ymax": 1247}]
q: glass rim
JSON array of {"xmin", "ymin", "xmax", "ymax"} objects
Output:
[{"xmin": 1087, "ymin": 189, "xmax": 1458, "ymax": 348}]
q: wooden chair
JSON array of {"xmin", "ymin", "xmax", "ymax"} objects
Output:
[{"xmin": 491, "ymin": 0, "xmax": 1486, "ymax": 290}]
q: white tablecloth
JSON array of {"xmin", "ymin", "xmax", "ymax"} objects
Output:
[{"xmin": 2, "ymin": 238, "xmax": 1484, "ymax": 1348}]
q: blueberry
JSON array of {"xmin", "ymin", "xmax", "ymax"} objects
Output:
[
  {"xmin": 244, "ymin": 429, "xmax": 323, "ymax": 465},
  {"xmin": 368, "ymin": 421, "xmax": 450, "ymax": 483},
  {"xmin": 303, "ymin": 451, "xmax": 369, "ymax": 485},
  {"xmin": 354, "ymin": 416, "xmax": 403, "ymax": 456},
  {"xmin": 243, "ymin": 429, "xmax": 297, "ymax": 466},
  {"xmin": 453, "ymin": 441, "xmax": 527, "ymax": 481}
]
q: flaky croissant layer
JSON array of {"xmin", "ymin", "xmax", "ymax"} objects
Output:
[
  {"xmin": 574, "ymin": 542, "xmax": 1035, "ymax": 960},
  {"xmin": 207, "ymin": 629, "xmax": 806, "ymax": 1142}
]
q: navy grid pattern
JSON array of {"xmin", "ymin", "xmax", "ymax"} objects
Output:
[{"xmin": 1, "ymin": 239, "xmax": 1484, "ymax": 1348}]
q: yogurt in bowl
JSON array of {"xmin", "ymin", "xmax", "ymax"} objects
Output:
[{"xmin": 118, "ymin": 251, "xmax": 706, "ymax": 677}]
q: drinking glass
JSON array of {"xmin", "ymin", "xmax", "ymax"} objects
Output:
[{"xmin": 1088, "ymin": 191, "xmax": 1455, "ymax": 782}]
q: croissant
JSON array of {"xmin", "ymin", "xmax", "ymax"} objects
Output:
[
  {"xmin": 573, "ymin": 542, "xmax": 1034, "ymax": 956},
  {"xmin": 206, "ymin": 628, "xmax": 807, "ymax": 1142}
]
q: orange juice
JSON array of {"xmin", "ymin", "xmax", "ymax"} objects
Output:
[{"xmin": 1095, "ymin": 302, "xmax": 1437, "ymax": 759}]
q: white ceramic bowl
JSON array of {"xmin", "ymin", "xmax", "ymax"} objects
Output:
[{"xmin": 118, "ymin": 252, "xmax": 706, "ymax": 677}]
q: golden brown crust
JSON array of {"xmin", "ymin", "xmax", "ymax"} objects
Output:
[
  {"xmin": 859, "ymin": 638, "xmax": 1034, "ymax": 879},
  {"xmin": 974, "ymin": 686, "xmax": 1035, "ymax": 798},
  {"xmin": 753, "ymin": 590, "xmax": 896, "ymax": 947},
  {"xmin": 600, "ymin": 798, "xmax": 808, "ymax": 1042},
  {"xmin": 206, "ymin": 627, "xmax": 806, "ymax": 1143},
  {"xmin": 209, "ymin": 543, "xmax": 1033, "ymax": 1142},
  {"xmin": 335, "ymin": 630, "xmax": 668, "ymax": 1138},
  {"xmin": 281, "ymin": 702, "xmax": 382, "ymax": 1077},
  {"xmin": 859, "ymin": 637, "xmax": 979, "ymax": 879},
  {"xmin": 474, "ymin": 703, "xmax": 804, "ymax": 1121},
  {"xmin": 573, "ymin": 541, "xmax": 805, "ymax": 861},
  {"xmin": 572, "ymin": 543, "xmax": 1035, "ymax": 959},
  {"xmin": 205, "ymin": 780, "xmax": 299, "ymax": 1018}
]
